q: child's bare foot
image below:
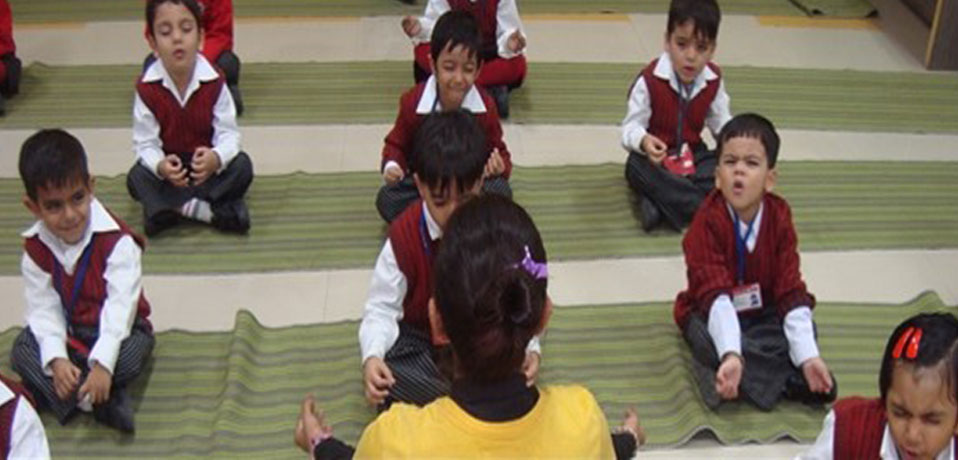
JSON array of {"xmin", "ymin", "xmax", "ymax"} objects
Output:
[{"xmin": 618, "ymin": 406, "xmax": 646, "ymax": 447}]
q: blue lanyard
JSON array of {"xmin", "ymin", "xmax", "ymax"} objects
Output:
[
  {"xmin": 419, "ymin": 212, "xmax": 433, "ymax": 258},
  {"xmin": 52, "ymin": 238, "xmax": 96, "ymax": 334},
  {"xmin": 675, "ymin": 75, "xmax": 694, "ymax": 151},
  {"xmin": 732, "ymin": 213, "xmax": 756, "ymax": 285}
]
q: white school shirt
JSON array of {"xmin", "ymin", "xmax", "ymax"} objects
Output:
[
  {"xmin": 358, "ymin": 202, "xmax": 541, "ymax": 364},
  {"xmin": 706, "ymin": 202, "xmax": 820, "ymax": 367},
  {"xmin": 798, "ymin": 409, "xmax": 956, "ymax": 460},
  {"xmin": 382, "ymin": 74, "xmax": 488, "ymax": 177},
  {"xmin": 132, "ymin": 54, "xmax": 241, "ymax": 178},
  {"xmin": 0, "ymin": 380, "xmax": 50, "ymax": 459},
  {"xmin": 621, "ymin": 52, "xmax": 732, "ymax": 153},
  {"xmin": 21, "ymin": 198, "xmax": 144, "ymax": 376},
  {"xmin": 410, "ymin": 0, "xmax": 526, "ymax": 59}
]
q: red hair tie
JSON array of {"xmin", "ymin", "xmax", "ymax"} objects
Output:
[{"xmin": 892, "ymin": 327, "xmax": 923, "ymax": 360}]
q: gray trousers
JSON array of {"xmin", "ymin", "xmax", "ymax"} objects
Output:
[
  {"xmin": 624, "ymin": 145, "xmax": 716, "ymax": 229},
  {"xmin": 11, "ymin": 325, "xmax": 154, "ymax": 424}
]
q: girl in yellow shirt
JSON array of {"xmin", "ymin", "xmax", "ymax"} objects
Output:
[{"xmin": 295, "ymin": 194, "xmax": 644, "ymax": 459}]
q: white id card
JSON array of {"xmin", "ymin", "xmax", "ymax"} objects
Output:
[{"xmin": 731, "ymin": 283, "xmax": 763, "ymax": 313}]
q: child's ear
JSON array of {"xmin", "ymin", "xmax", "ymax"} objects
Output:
[
  {"xmin": 413, "ymin": 173, "xmax": 428, "ymax": 197},
  {"xmin": 146, "ymin": 33, "xmax": 159, "ymax": 54},
  {"xmin": 535, "ymin": 296, "xmax": 554, "ymax": 336},
  {"xmin": 22, "ymin": 195, "xmax": 41, "ymax": 218},
  {"xmin": 88, "ymin": 176, "xmax": 96, "ymax": 195},
  {"xmin": 428, "ymin": 298, "xmax": 451, "ymax": 346},
  {"xmin": 765, "ymin": 168, "xmax": 778, "ymax": 192}
]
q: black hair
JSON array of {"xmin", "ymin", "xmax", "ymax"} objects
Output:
[
  {"xmin": 19, "ymin": 129, "xmax": 91, "ymax": 202},
  {"xmin": 433, "ymin": 194, "xmax": 548, "ymax": 384},
  {"xmin": 717, "ymin": 113, "xmax": 781, "ymax": 168},
  {"xmin": 411, "ymin": 110, "xmax": 487, "ymax": 195},
  {"xmin": 667, "ymin": 0, "xmax": 721, "ymax": 44},
  {"xmin": 146, "ymin": 0, "xmax": 203, "ymax": 37},
  {"xmin": 430, "ymin": 10, "xmax": 481, "ymax": 65},
  {"xmin": 879, "ymin": 313, "xmax": 958, "ymax": 405}
]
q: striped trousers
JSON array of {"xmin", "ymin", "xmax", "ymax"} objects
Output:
[
  {"xmin": 11, "ymin": 325, "xmax": 155, "ymax": 424},
  {"xmin": 380, "ymin": 322, "xmax": 450, "ymax": 411}
]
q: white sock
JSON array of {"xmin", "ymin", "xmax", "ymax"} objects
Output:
[{"xmin": 180, "ymin": 198, "xmax": 213, "ymax": 223}]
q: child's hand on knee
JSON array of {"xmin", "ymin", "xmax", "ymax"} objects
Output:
[
  {"xmin": 363, "ymin": 357, "xmax": 395, "ymax": 405},
  {"xmin": 801, "ymin": 357, "xmax": 833, "ymax": 394},
  {"xmin": 159, "ymin": 154, "xmax": 189, "ymax": 187},
  {"xmin": 522, "ymin": 351, "xmax": 540, "ymax": 386},
  {"xmin": 715, "ymin": 353, "xmax": 743, "ymax": 400},
  {"xmin": 640, "ymin": 134, "xmax": 668, "ymax": 165},
  {"xmin": 51, "ymin": 358, "xmax": 81, "ymax": 400},
  {"xmin": 78, "ymin": 363, "xmax": 112, "ymax": 406},
  {"xmin": 383, "ymin": 164, "xmax": 404, "ymax": 185},
  {"xmin": 507, "ymin": 30, "xmax": 526, "ymax": 53},
  {"xmin": 401, "ymin": 16, "xmax": 421, "ymax": 38},
  {"xmin": 191, "ymin": 147, "xmax": 222, "ymax": 186}
]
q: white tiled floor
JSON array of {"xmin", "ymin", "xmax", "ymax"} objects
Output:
[{"xmin": 2, "ymin": 125, "xmax": 955, "ymax": 178}]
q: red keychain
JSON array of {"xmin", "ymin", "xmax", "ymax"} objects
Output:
[{"xmin": 662, "ymin": 142, "xmax": 696, "ymax": 176}]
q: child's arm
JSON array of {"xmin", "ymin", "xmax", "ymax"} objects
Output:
[
  {"xmin": 496, "ymin": 0, "xmax": 526, "ymax": 58},
  {"xmin": 132, "ymin": 93, "xmax": 167, "ymax": 178},
  {"xmin": 482, "ymin": 104, "xmax": 512, "ymax": 178},
  {"xmin": 621, "ymin": 76, "xmax": 654, "ymax": 154},
  {"xmin": 797, "ymin": 409, "xmax": 836, "ymax": 459},
  {"xmin": 209, "ymin": 82, "xmax": 241, "ymax": 174},
  {"xmin": 358, "ymin": 240, "xmax": 406, "ymax": 403},
  {"xmin": 200, "ymin": 0, "xmax": 233, "ymax": 64},
  {"xmin": 407, "ymin": 0, "xmax": 450, "ymax": 43},
  {"xmin": 705, "ymin": 79, "xmax": 732, "ymax": 137},
  {"xmin": 8, "ymin": 390, "xmax": 51, "ymax": 459},
  {"xmin": 88, "ymin": 236, "xmax": 143, "ymax": 378},
  {"xmin": 21, "ymin": 254, "xmax": 69, "ymax": 376},
  {"xmin": 381, "ymin": 92, "xmax": 416, "ymax": 180}
]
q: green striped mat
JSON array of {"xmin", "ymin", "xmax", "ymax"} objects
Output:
[
  {"xmin": 1, "ymin": 162, "xmax": 957, "ymax": 275},
  {"xmin": 0, "ymin": 292, "xmax": 950, "ymax": 456},
  {"xmin": 3, "ymin": 62, "xmax": 957, "ymax": 133},
  {"xmin": 8, "ymin": 0, "xmax": 874, "ymax": 23},
  {"xmin": 788, "ymin": 0, "xmax": 876, "ymax": 17}
]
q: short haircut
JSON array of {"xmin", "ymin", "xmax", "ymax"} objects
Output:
[
  {"xmin": 19, "ymin": 129, "xmax": 91, "ymax": 201},
  {"xmin": 411, "ymin": 110, "xmax": 487, "ymax": 194},
  {"xmin": 879, "ymin": 313, "xmax": 958, "ymax": 405},
  {"xmin": 146, "ymin": 0, "xmax": 203, "ymax": 37},
  {"xmin": 717, "ymin": 113, "xmax": 781, "ymax": 168},
  {"xmin": 667, "ymin": 0, "xmax": 721, "ymax": 43},
  {"xmin": 430, "ymin": 10, "xmax": 481, "ymax": 65},
  {"xmin": 434, "ymin": 194, "xmax": 548, "ymax": 383}
]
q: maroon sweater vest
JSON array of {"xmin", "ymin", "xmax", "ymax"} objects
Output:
[
  {"xmin": 24, "ymin": 213, "xmax": 153, "ymax": 351},
  {"xmin": 636, "ymin": 59, "xmax": 722, "ymax": 150},
  {"xmin": 388, "ymin": 201, "xmax": 438, "ymax": 334},
  {"xmin": 833, "ymin": 397, "xmax": 958, "ymax": 458},
  {"xmin": 448, "ymin": 0, "xmax": 499, "ymax": 55},
  {"xmin": 135, "ymin": 70, "xmax": 225, "ymax": 156},
  {"xmin": 674, "ymin": 191, "xmax": 815, "ymax": 330},
  {"xmin": 0, "ymin": 375, "xmax": 36, "ymax": 459}
]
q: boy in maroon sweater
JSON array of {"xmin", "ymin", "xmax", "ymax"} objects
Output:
[
  {"xmin": 361, "ymin": 110, "xmax": 541, "ymax": 410},
  {"xmin": 674, "ymin": 113, "xmax": 836, "ymax": 411},
  {"xmin": 377, "ymin": 10, "xmax": 512, "ymax": 223},
  {"xmin": 0, "ymin": 0, "xmax": 21, "ymax": 116}
]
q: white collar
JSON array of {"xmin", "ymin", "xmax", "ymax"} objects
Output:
[
  {"xmin": 141, "ymin": 53, "xmax": 219, "ymax": 107},
  {"xmin": 415, "ymin": 75, "xmax": 487, "ymax": 115},
  {"xmin": 0, "ymin": 380, "xmax": 12, "ymax": 406},
  {"xmin": 421, "ymin": 201, "xmax": 442, "ymax": 241},
  {"xmin": 22, "ymin": 198, "xmax": 120, "ymax": 271},
  {"xmin": 726, "ymin": 200, "xmax": 764, "ymax": 253},
  {"xmin": 880, "ymin": 424, "xmax": 955, "ymax": 460},
  {"xmin": 652, "ymin": 51, "xmax": 718, "ymax": 99}
]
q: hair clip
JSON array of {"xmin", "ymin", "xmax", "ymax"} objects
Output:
[
  {"xmin": 516, "ymin": 245, "xmax": 548, "ymax": 280},
  {"xmin": 892, "ymin": 327, "xmax": 923, "ymax": 360}
]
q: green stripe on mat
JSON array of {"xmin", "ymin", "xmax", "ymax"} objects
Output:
[
  {"xmin": 0, "ymin": 161, "xmax": 956, "ymax": 275},
  {"xmin": 12, "ymin": 0, "xmax": 868, "ymax": 23},
  {"xmin": 3, "ymin": 62, "xmax": 957, "ymax": 133},
  {"xmin": 0, "ymin": 292, "xmax": 951, "ymax": 456}
]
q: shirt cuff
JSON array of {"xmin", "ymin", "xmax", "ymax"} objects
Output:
[
  {"xmin": 39, "ymin": 338, "xmax": 68, "ymax": 377},
  {"xmin": 88, "ymin": 335, "xmax": 122, "ymax": 375},
  {"xmin": 707, "ymin": 295, "xmax": 742, "ymax": 359},
  {"xmin": 526, "ymin": 335, "xmax": 542, "ymax": 355},
  {"xmin": 784, "ymin": 306, "xmax": 820, "ymax": 367},
  {"xmin": 361, "ymin": 342, "xmax": 387, "ymax": 366}
]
